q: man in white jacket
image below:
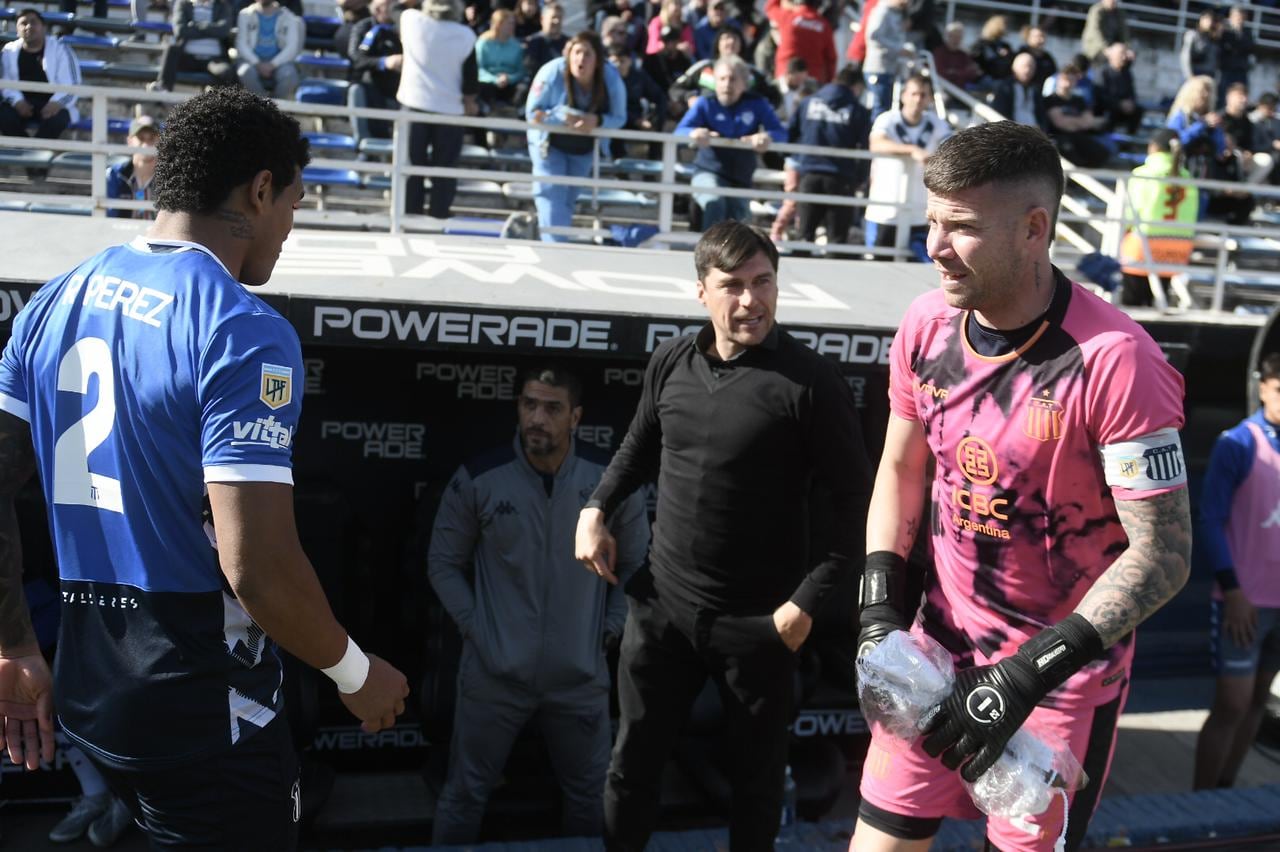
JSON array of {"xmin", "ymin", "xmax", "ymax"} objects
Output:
[
  {"xmin": 235, "ymin": 0, "xmax": 305, "ymax": 99},
  {"xmin": 0, "ymin": 9, "xmax": 80, "ymax": 139}
]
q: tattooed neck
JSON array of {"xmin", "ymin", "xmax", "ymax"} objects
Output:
[{"xmin": 215, "ymin": 209, "xmax": 254, "ymax": 240}]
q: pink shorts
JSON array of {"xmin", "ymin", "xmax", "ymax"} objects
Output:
[{"xmin": 858, "ymin": 683, "xmax": 1129, "ymax": 852}]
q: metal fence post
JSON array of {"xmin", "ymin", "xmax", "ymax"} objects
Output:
[
  {"xmin": 90, "ymin": 94, "xmax": 107, "ymax": 217},
  {"xmin": 658, "ymin": 137, "xmax": 676, "ymax": 234},
  {"xmin": 390, "ymin": 111, "xmax": 408, "ymax": 234}
]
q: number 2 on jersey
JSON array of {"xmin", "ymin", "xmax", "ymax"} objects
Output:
[{"xmin": 53, "ymin": 337, "xmax": 123, "ymax": 514}]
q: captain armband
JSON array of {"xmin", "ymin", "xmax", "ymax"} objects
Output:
[{"xmin": 1099, "ymin": 427, "xmax": 1187, "ymax": 492}]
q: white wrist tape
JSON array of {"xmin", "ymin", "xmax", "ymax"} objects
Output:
[{"xmin": 322, "ymin": 636, "xmax": 370, "ymax": 694}]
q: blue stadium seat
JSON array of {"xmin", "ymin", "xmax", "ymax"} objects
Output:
[
  {"xmin": 78, "ymin": 58, "xmax": 108, "ymax": 74},
  {"xmin": 303, "ymin": 167, "xmax": 361, "ymax": 187},
  {"xmin": 298, "ymin": 54, "xmax": 351, "ymax": 72},
  {"xmin": 578, "ymin": 189, "xmax": 655, "ymax": 210},
  {"xmin": 50, "ymin": 152, "xmax": 130, "ymax": 171},
  {"xmin": 303, "ymin": 14, "xmax": 340, "ymax": 50},
  {"xmin": 132, "ymin": 20, "xmax": 172, "ymax": 35},
  {"xmin": 357, "ymin": 137, "xmax": 393, "ymax": 157},
  {"xmin": 0, "ymin": 149, "xmax": 56, "ymax": 169},
  {"xmin": 297, "ymin": 78, "xmax": 350, "ymax": 106},
  {"xmin": 102, "ymin": 62, "xmax": 162, "ymax": 81},
  {"xmin": 303, "ymin": 131, "xmax": 357, "ymax": 152},
  {"xmin": 68, "ymin": 116, "xmax": 133, "ymax": 135},
  {"xmin": 63, "ymin": 33, "xmax": 120, "ymax": 49}
]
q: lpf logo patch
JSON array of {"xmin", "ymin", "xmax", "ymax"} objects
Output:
[
  {"xmin": 260, "ymin": 364, "xmax": 293, "ymax": 410},
  {"xmin": 965, "ymin": 685, "xmax": 1005, "ymax": 725}
]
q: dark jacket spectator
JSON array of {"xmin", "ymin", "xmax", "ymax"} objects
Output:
[
  {"xmin": 1081, "ymin": 0, "xmax": 1129, "ymax": 62},
  {"xmin": 670, "ymin": 26, "xmax": 779, "ymax": 108},
  {"xmin": 523, "ymin": 3, "xmax": 568, "ymax": 80},
  {"xmin": 989, "ymin": 52, "xmax": 1046, "ymax": 129},
  {"xmin": 693, "ymin": 0, "xmax": 738, "ymax": 60},
  {"xmin": 1219, "ymin": 6, "xmax": 1254, "ymax": 94},
  {"xmin": 607, "ymin": 43, "xmax": 667, "ymax": 155},
  {"xmin": 1094, "ymin": 42, "xmax": 1140, "ymax": 134},
  {"xmin": 152, "ymin": 0, "xmax": 237, "ymax": 92},
  {"xmin": 512, "ymin": 0, "xmax": 541, "ymax": 39},
  {"xmin": 764, "ymin": 0, "xmax": 836, "ymax": 84},
  {"xmin": 1043, "ymin": 62, "xmax": 1111, "ymax": 168},
  {"xmin": 1181, "ymin": 10, "xmax": 1222, "ymax": 80},
  {"xmin": 644, "ymin": 24, "xmax": 693, "ymax": 92},
  {"xmin": 348, "ymin": 0, "xmax": 402, "ymax": 103},
  {"xmin": 1015, "ymin": 25, "xmax": 1056, "ymax": 90},
  {"xmin": 932, "ymin": 22, "xmax": 981, "ymax": 90},
  {"xmin": 788, "ymin": 67, "xmax": 869, "ymax": 243},
  {"xmin": 971, "ymin": 15, "xmax": 1014, "ymax": 81}
]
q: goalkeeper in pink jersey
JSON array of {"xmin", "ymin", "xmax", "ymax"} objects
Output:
[{"xmin": 851, "ymin": 121, "xmax": 1192, "ymax": 852}]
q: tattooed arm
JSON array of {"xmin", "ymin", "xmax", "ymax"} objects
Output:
[
  {"xmin": 0, "ymin": 409, "xmax": 54, "ymax": 770},
  {"xmin": 866, "ymin": 413, "xmax": 930, "ymax": 557},
  {"xmin": 1075, "ymin": 488, "xmax": 1192, "ymax": 647}
]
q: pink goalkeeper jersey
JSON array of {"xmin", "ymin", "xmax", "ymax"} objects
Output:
[{"xmin": 889, "ymin": 275, "xmax": 1186, "ymax": 709}]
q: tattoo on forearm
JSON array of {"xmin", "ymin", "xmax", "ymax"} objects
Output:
[
  {"xmin": 1076, "ymin": 489, "xmax": 1192, "ymax": 647},
  {"xmin": 0, "ymin": 412, "xmax": 36, "ymax": 654},
  {"xmin": 215, "ymin": 209, "xmax": 254, "ymax": 240},
  {"xmin": 902, "ymin": 516, "xmax": 918, "ymax": 556}
]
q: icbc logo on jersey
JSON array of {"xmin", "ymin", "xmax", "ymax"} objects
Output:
[{"xmin": 951, "ymin": 436, "xmax": 1011, "ymax": 540}]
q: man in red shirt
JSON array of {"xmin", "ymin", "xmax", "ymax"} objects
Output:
[{"xmin": 765, "ymin": 0, "xmax": 835, "ymax": 84}]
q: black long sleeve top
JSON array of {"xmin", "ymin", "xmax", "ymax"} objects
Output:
[{"xmin": 588, "ymin": 323, "xmax": 872, "ymax": 616}]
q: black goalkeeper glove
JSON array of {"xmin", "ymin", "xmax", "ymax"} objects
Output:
[
  {"xmin": 921, "ymin": 614, "xmax": 1104, "ymax": 782},
  {"xmin": 857, "ymin": 551, "xmax": 913, "ymax": 659}
]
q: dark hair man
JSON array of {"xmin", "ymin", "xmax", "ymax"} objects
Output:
[
  {"xmin": 852, "ymin": 121, "xmax": 1191, "ymax": 852},
  {"xmin": 1194, "ymin": 353, "xmax": 1280, "ymax": 790},
  {"xmin": 0, "ymin": 88, "xmax": 409, "ymax": 849},
  {"xmin": 576, "ymin": 220, "xmax": 872, "ymax": 852},
  {"xmin": 0, "ymin": 9, "xmax": 82, "ymax": 140},
  {"xmin": 428, "ymin": 366, "xmax": 649, "ymax": 844}
]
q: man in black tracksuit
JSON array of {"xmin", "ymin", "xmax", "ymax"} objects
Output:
[
  {"xmin": 576, "ymin": 221, "xmax": 873, "ymax": 852},
  {"xmin": 347, "ymin": 0, "xmax": 402, "ymax": 136},
  {"xmin": 788, "ymin": 63, "xmax": 871, "ymax": 244}
]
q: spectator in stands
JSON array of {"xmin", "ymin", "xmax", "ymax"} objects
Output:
[
  {"xmin": 1219, "ymin": 6, "xmax": 1255, "ymax": 108},
  {"xmin": 105, "ymin": 115, "xmax": 159, "ymax": 219},
  {"xmin": 348, "ymin": 0, "xmax": 402, "ymax": 134},
  {"xmin": 526, "ymin": 30, "xmax": 627, "ymax": 241},
  {"xmin": 776, "ymin": 56, "xmax": 814, "ymax": 120},
  {"xmin": 845, "ymin": 0, "xmax": 876, "ymax": 67},
  {"xmin": 1117, "ymin": 128, "xmax": 1198, "ymax": 306},
  {"xmin": 429, "ymin": 367, "xmax": 649, "ymax": 846},
  {"xmin": 1193, "ymin": 352, "xmax": 1280, "ymax": 791},
  {"xmin": 1095, "ymin": 41, "xmax": 1142, "ymax": 135},
  {"xmin": 1250, "ymin": 93, "xmax": 1280, "ymax": 182},
  {"xmin": 693, "ymin": 0, "xmax": 737, "ymax": 60},
  {"xmin": 234, "ymin": 0, "xmax": 304, "ymax": 99},
  {"xmin": 646, "ymin": 0, "xmax": 693, "ymax": 55},
  {"xmin": 971, "ymin": 14, "xmax": 1014, "ymax": 83},
  {"xmin": 476, "ymin": 9, "xmax": 527, "ymax": 110},
  {"xmin": 764, "ymin": 0, "xmax": 836, "ymax": 84},
  {"xmin": 607, "ymin": 42, "xmax": 667, "ymax": 156},
  {"xmin": 513, "ymin": 0, "xmax": 542, "ymax": 40},
  {"xmin": 1081, "ymin": 0, "xmax": 1129, "ymax": 63},
  {"xmin": 150, "ymin": 0, "xmax": 236, "ymax": 93},
  {"xmin": 524, "ymin": 3, "xmax": 568, "ymax": 83},
  {"xmin": 676, "ymin": 55, "xmax": 786, "ymax": 228},
  {"xmin": 1181, "ymin": 8, "xmax": 1222, "ymax": 82},
  {"xmin": 1223, "ymin": 82, "xmax": 1274, "ymax": 185},
  {"xmin": 0, "ymin": 10, "xmax": 80, "ymax": 140},
  {"xmin": 398, "ymin": 0, "xmax": 479, "ymax": 220},
  {"xmin": 596, "ymin": 0, "xmax": 645, "ymax": 55},
  {"xmin": 990, "ymin": 52, "xmax": 1046, "ymax": 130},
  {"xmin": 932, "ymin": 21, "xmax": 982, "ymax": 92},
  {"xmin": 669, "ymin": 26, "xmax": 777, "ymax": 109},
  {"xmin": 1015, "ymin": 24, "xmax": 1056, "ymax": 91},
  {"xmin": 644, "ymin": 23, "xmax": 693, "ymax": 100},
  {"xmin": 785, "ymin": 63, "xmax": 869, "ymax": 245},
  {"xmin": 1044, "ymin": 61, "xmax": 1111, "ymax": 167},
  {"xmin": 864, "ymin": 72, "xmax": 950, "ymax": 261},
  {"xmin": 334, "ymin": 0, "xmax": 371, "ymax": 58},
  {"xmin": 862, "ymin": 0, "xmax": 911, "ymax": 120},
  {"xmin": 1168, "ymin": 74, "xmax": 1225, "ymax": 183}
]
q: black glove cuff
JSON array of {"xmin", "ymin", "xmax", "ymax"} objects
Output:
[
  {"xmin": 1016, "ymin": 614, "xmax": 1105, "ymax": 693},
  {"xmin": 861, "ymin": 551, "xmax": 906, "ymax": 612}
]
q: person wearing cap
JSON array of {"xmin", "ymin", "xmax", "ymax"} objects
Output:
[
  {"xmin": 0, "ymin": 9, "xmax": 81, "ymax": 140},
  {"xmin": 397, "ymin": 0, "xmax": 479, "ymax": 219},
  {"xmin": 105, "ymin": 116, "xmax": 161, "ymax": 219}
]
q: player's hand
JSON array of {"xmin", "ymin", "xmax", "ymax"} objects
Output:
[
  {"xmin": 0, "ymin": 652, "xmax": 55, "ymax": 770},
  {"xmin": 338, "ymin": 654, "xmax": 409, "ymax": 734},
  {"xmin": 1223, "ymin": 588, "xmax": 1257, "ymax": 649},
  {"xmin": 773, "ymin": 601, "xmax": 812, "ymax": 652},
  {"xmin": 921, "ymin": 653, "xmax": 1046, "ymax": 782},
  {"xmin": 689, "ymin": 127, "xmax": 712, "ymax": 147},
  {"xmin": 575, "ymin": 508, "xmax": 618, "ymax": 585}
]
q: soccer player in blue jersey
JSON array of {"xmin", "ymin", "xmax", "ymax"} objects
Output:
[{"xmin": 0, "ymin": 87, "xmax": 410, "ymax": 848}]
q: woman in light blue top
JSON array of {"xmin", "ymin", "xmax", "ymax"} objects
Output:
[
  {"xmin": 525, "ymin": 30, "xmax": 627, "ymax": 242},
  {"xmin": 475, "ymin": 9, "xmax": 526, "ymax": 107}
]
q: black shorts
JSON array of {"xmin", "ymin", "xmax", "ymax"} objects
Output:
[{"xmin": 89, "ymin": 716, "xmax": 300, "ymax": 851}]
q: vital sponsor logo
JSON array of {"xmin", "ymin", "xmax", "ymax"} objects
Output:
[
  {"xmin": 320, "ymin": 421, "xmax": 425, "ymax": 459},
  {"xmin": 313, "ymin": 307, "xmax": 613, "ymax": 351},
  {"xmin": 62, "ymin": 273, "xmax": 174, "ymax": 328},
  {"xmin": 417, "ymin": 362, "xmax": 517, "ymax": 400},
  {"xmin": 1143, "ymin": 443, "xmax": 1184, "ymax": 482},
  {"xmin": 791, "ymin": 709, "xmax": 867, "ymax": 737},
  {"xmin": 231, "ymin": 415, "xmax": 293, "ymax": 450},
  {"xmin": 956, "ymin": 436, "xmax": 998, "ymax": 486},
  {"xmin": 918, "ymin": 380, "xmax": 948, "ymax": 400},
  {"xmin": 260, "ymin": 364, "xmax": 293, "ymax": 410},
  {"xmin": 1024, "ymin": 389, "xmax": 1064, "ymax": 442}
]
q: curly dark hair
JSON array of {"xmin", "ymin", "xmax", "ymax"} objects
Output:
[{"xmin": 153, "ymin": 88, "xmax": 310, "ymax": 214}]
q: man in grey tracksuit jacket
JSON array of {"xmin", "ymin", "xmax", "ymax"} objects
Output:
[{"xmin": 428, "ymin": 368, "xmax": 650, "ymax": 844}]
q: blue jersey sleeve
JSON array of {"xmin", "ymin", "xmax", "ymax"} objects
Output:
[
  {"xmin": 1199, "ymin": 424, "xmax": 1254, "ymax": 573},
  {"xmin": 198, "ymin": 311, "xmax": 304, "ymax": 485}
]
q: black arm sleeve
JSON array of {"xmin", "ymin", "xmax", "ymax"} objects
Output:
[
  {"xmin": 347, "ymin": 18, "xmax": 379, "ymax": 74},
  {"xmin": 790, "ymin": 361, "xmax": 873, "ymax": 614},
  {"xmin": 586, "ymin": 339, "xmax": 677, "ymax": 518},
  {"xmin": 461, "ymin": 51, "xmax": 479, "ymax": 96}
]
